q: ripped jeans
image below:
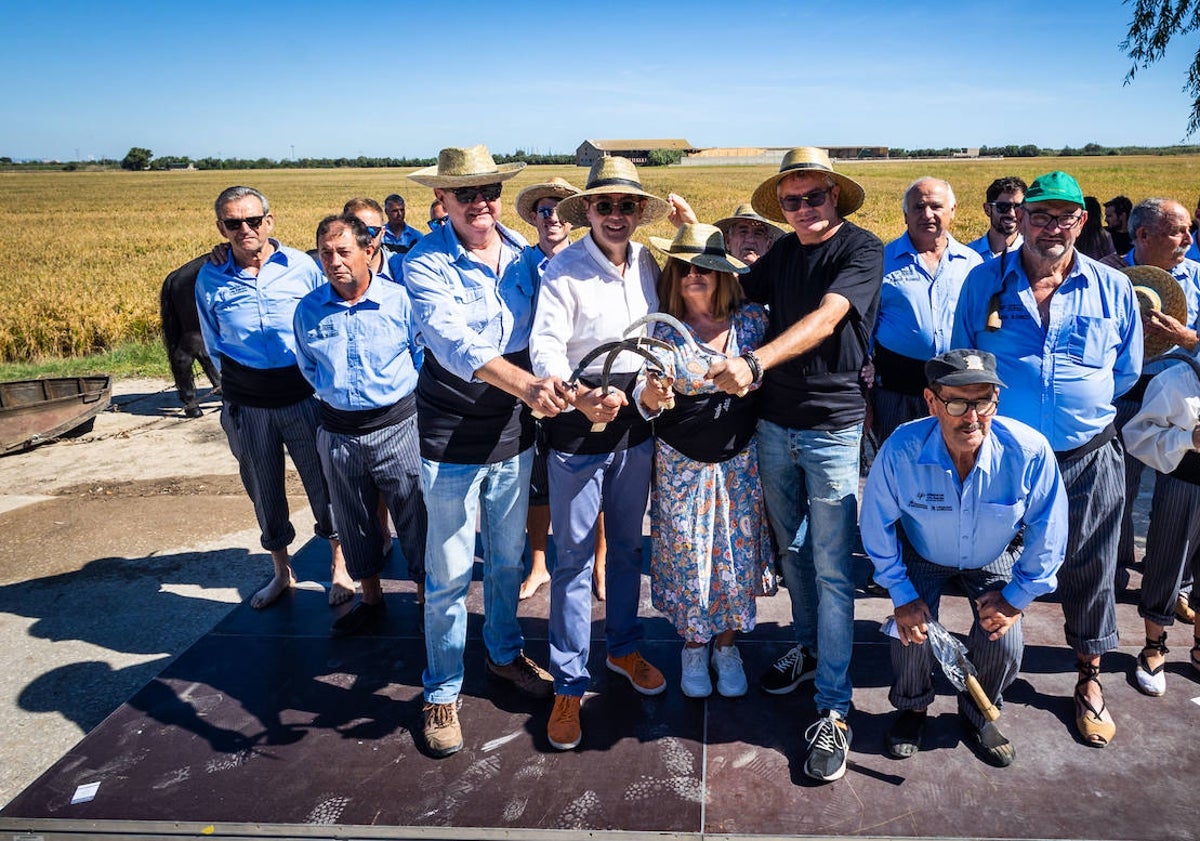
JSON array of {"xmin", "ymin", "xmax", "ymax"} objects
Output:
[{"xmin": 756, "ymin": 419, "xmax": 862, "ymax": 715}]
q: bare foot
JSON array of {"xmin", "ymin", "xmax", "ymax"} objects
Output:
[
  {"xmin": 329, "ymin": 577, "xmax": 356, "ymax": 607},
  {"xmin": 519, "ymin": 569, "xmax": 551, "ymax": 600},
  {"xmin": 251, "ymin": 568, "xmax": 296, "ymax": 609}
]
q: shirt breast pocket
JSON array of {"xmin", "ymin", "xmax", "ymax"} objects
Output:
[
  {"xmin": 980, "ymin": 499, "xmax": 1025, "ymax": 534},
  {"xmin": 454, "ymin": 283, "xmax": 489, "ymax": 332},
  {"xmin": 1065, "ymin": 316, "xmax": 1115, "ymax": 368}
]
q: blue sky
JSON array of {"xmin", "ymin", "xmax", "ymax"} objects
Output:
[{"xmin": 2, "ymin": 0, "xmax": 1196, "ymax": 161}]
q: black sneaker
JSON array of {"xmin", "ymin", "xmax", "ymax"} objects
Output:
[
  {"xmin": 803, "ymin": 709, "xmax": 852, "ymax": 782},
  {"xmin": 759, "ymin": 645, "xmax": 817, "ymax": 695}
]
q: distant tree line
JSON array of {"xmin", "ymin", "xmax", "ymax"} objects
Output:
[{"xmin": 890, "ymin": 142, "xmax": 1200, "ymax": 158}]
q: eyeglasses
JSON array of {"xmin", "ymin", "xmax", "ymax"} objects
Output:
[
  {"xmin": 1025, "ymin": 209, "xmax": 1083, "ymax": 230},
  {"xmin": 589, "ymin": 198, "xmax": 641, "ymax": 216},
  {"xmin": 778, "ymin": 188, "xmax": 831, "ymax": 212},
  {"xmin": 987, "ymin": 201, "xmax": 1023, "ymax": 215},
  {"xmin": 932, "ymin": 393, "xmax": 999, "ymax": 417},
  {"xmin": 535, "ymin": 207, "xmax": 558, "ymax": 220},
  {"xmin": 220, "ymin": 215, "xmax": 265, "ymax": 231},
  {"xmin": 449, "ymin": 183, "xmax": 502, "ymax": 204}
]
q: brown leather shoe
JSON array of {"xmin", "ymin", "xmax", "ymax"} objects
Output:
[
  {"xmin": 486, "ymin": 651, "xmax": 553, "ymax": 698},
  {"xmin": 606, "ymin": 650, "xmax": 666, "ymax": 695},
  {"xmin": 422, "ymin": 702, "xmax": 463, "ymax": 758},
  {"xmin": 547, "ymin": 694, "xmax": 581, "ymax": 750}
]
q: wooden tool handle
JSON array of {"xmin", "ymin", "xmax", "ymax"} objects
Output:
[{"xmin": 965, "ymin": 674, "xmax": 1000, "ymax": 722}]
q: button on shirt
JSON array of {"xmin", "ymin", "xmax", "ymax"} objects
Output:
[
  {"xmin": 402, "ymin": 220, "xmax": 533, "ymax": 382},
  {"xmin": 861, "ymin": 415, "xmax": 1068, "ymax": 611},
  {"xmin": 531, "ymin": 235, "xmax": 659, "ymax": 380},
  {"xmin": 195, "ymin": 240, "xmax": 325, "ymax": 372},
  {"xmin": 951, "ymin": 250, "xmax": 1143, "ymax": 451},
  {"xmin": 875, "ymin": 233, "xmax": 982, "ymax": 360},
  {"xmin": 292, "ymin": 274, "xmax": 420, "ymax": 411}
]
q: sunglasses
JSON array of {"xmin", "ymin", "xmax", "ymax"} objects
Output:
[
  {"xmin": 535, "ymin": 206, "xmax": 559, "ymax": 220},
  {"xmin": 428, "ymin": 217, "xmax": 447, "ymax": 229},
  {"xmin": 987, "ymin": 201, "xmax": 1023, "ymax": 215},
  {"xmin": 365, "ymin": 225, "xmax": 382, "ymax": 238},
  {"xmin": 932, "ymin": 393, "xmax": 999, "ymax": 417},
  {"xmin": 684, "ymin": 263, "xmax": 716, "ymax": 276},
  {"xmin": 589, "ymin": 198, "xmax": 641, "ymax": 216},
  {"xmin": 449, "ymin": 183, "xmax": 502, "ymax": 204},
  {"xmin": 220, "ymin": 215, "xmax": 265, "ymax": 231},
  {"xmin": 778, "ymin": 188, "xmax": 831, "ymax": 212}
]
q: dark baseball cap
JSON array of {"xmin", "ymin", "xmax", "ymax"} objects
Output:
[{"xmin": 925, "ymin": 349, "xmax": 1006, "ymax": 388}]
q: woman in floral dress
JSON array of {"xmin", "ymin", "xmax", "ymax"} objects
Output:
[{"xmin": 639, "ymin": 223, "xmax": 776, "ymax": 698}]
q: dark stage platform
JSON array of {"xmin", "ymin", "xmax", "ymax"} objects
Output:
[{"xmin": 1, "ymin": 538, "xmax": 1196, "ymax": 840}]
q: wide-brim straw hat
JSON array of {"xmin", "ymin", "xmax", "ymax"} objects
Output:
[
  {"xmin": 515, "ymin": 177, "xmax": 580, "ymax": 225},
  {"xmin": 408, "ymin": 144, "xmax": 526, "ymax": 188},
  {"xmin": 649, "ymin": 223, "xmax": 748, "ymax": 275},
  {"xmin": 555, "ymin": 156, "xmax": 671, "ymax": 228},
  {"xmin": 750, "ymin": 147, "xmax": 865, "ymax": 223},
  {"xmin": 1123, "ymin": 264, "xmax": 1189, "ymax": 358},
  {"xmin": 713, "ymin": 203, "xmax": 786, "ymax": 243}
]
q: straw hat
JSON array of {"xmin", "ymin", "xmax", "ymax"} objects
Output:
[
  {"xmin": 555, "ymin": 156, "xmax": 671, "ymax": 228},
  {"xmin": 515, "ymin": 177, "xmax": 580, "ymax": 225},
  {"xmin": 713, "ymin": 203, "xmax": 786, "ymax": 243},
  {"xmin": 1122, "ymin": 264, "xmax": 1189, "ymax": 358},
  {"xmin": 408, "ymin": 144, "xmax": 526, "ymax": 188},
  {"xmin": 649, "ymin": 223, "xmax": 748, "ymax": 275},
  {"xmin": 750, "ymin": 147, "xmax": 865, "ymax": 223}
]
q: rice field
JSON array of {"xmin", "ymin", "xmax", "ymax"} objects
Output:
[{"xmin": 2, "ymin": 155, "xmax": 1199, "ymax": 365}]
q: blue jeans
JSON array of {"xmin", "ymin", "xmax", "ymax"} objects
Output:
[
  {"xmin": 756, "ymin": 419, "xmax": 861, "ymax": 715},
  {"xmin": 420, "ymin": 449, "xmax": 531, "ymax": 704},
  {"xmin": 547, "ymin": 441, "xmax": 652, "ymax": 696}
]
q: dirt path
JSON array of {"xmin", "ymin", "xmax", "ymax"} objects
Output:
[{"xmin": 0, "ymin": 378, "xmax": 313, "ymax": 807}]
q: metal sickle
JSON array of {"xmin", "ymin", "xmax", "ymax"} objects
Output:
[
  {"xmin": 623, "ymin": 312, "xmax": 749, "ymax": 397},
  {"xmin": 591, "ymin": 337, "xmax": 674, "ymax": 433},
  {"xmin": 531, "ymin": 338, "xmax": 673, "ymax": 421}
]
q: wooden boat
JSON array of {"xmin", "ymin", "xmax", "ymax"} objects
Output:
[{"xmin": 0, "ymin": 375, "xmax": 112, "ymax": 455}]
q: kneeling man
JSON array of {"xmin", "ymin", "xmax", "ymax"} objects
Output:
[{"xmin": 860, "ymin": 349, "xmax": 1068, "ymax": 766}]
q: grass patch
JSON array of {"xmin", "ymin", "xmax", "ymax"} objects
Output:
[{"xmin": 0, "ymin": 340, "xmax": 171, "ymax": 381}]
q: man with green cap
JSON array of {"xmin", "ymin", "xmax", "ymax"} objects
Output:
[{"xmin": 952, "ymin": 170, "xmax": 1142, "ymax": 749}]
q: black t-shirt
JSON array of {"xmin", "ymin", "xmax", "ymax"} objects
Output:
[{"xmin": 742, "ymin": 221, "xmax": 883, "ymax": 430}]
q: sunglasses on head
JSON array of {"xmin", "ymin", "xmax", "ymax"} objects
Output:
[
  {"xmin": 220, "ymin": 215, "xmax": 265, "ymax": 231},
  {"xmin": 778, "ymin": 188, "xmax": 830, "ymax": 213},
  {"xmin": 590, "ymin": 198, "xmax": 640, "ymax": 216},
  {"xmin": 449, "ymin": 183, "xmax": 502, "ymax": 204}
]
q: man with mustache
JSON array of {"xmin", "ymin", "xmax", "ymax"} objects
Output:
[
  {"xmin": 952, "ymin": 171, "xmax": 1142, "ymax": 749},
  {"xmin": 861, "ymin": 349, "xmax": 1067, "ymax": 766}
]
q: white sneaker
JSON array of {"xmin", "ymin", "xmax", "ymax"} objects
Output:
[
  {"xmin": 711, "ymin": 644, "xmax": 748, "ymax": 697},
  {"xmin": 680, "ymin": 645, "xmax": 712, "ymax": 698}
]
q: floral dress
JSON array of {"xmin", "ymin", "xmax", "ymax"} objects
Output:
[{"xmin": 649, "ymin": 303, "xmax": 777, "ymax": 643}]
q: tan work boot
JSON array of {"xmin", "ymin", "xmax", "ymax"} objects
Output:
[
  {"xmin": 547, "ymin": 694, "xmax": 582, "ymax": 750},
  {"xmin": 422, "ymin": 701, "xmax": 463, "ymax": 757}
]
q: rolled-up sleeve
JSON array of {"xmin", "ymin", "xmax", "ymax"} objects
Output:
[
  {"xmin": 530, "ymin": 267, "xmax": 576, "ymax": 381},
  {"xmin": 1123, "ymin": 364, "xmax": 1200, "ymax": 473}
]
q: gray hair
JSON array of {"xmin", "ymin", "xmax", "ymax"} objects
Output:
[
  {"xmin": 902, "ymin": 177, "xmax": 955, "ymax": 213},
  {"xmin": 214, "ymin": 185, "xmax": 269, "ymax": 217},
  {"xmin": 384, "ymin": 193, "xmax": 405, "ymax": 208},
  {"xmin": 1128, "ymin": 197, "xmax": 1175, "ymax": 238}
]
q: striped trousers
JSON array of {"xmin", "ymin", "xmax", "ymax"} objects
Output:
[
  {"xmin": 871, "ymin": 387, "xmax": 928, "ymax": 445},
  {"xmin": 889, "ymin": 547, "xmax": 1023, "ymax": 733},
  {"xmin": 318, "ymin": 415, "xmax": 426, "ymax": 583},
  {"xmin": 1057, "ymin": 438, "xmax": 1124, "ymax": 655},
  {"xmin": 1139, "ymin": 473, "xmax": 1200, "ymax": 627},
  {"xmin": 219, "ymin": 397, "xmax": 336, "ymax": 551}
]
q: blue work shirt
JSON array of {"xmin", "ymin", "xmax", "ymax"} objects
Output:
[
  {"xmin": 1122, "ymin": 249, "xmax": 1200, "ymax": 370},
  {"xmin": 195, "ymin": 240, "xmax": 325, "ymax": 372},
  {"xmin": 292, "ymin": 273, "xmax": 420, "ymax": 411},
  {"xmin": 951, "ymin": 249, "xmax": 1142, "ymax": 451},
  {"xmin": 861, "ymin": 415, "xmax": 1068, "ymax": 611},
  {"xmin": 402, "ymin": 220, "xmax": 534, "ymax": 382},
  {"xmin": 875, "ymin": 233, "xmax": 982, "ymax": 359},
  {"xmin": 967, "ymin": 233, "xmax": 1023, "ymax": 261},
  {"xmin": 382, "ymin": 224, "xmax": 423, "ymax": 252}
]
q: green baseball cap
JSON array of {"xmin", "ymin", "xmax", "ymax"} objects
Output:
[{"xmin": 1024, "ymin": 171, "xmax": 1084, "ymax": 207}]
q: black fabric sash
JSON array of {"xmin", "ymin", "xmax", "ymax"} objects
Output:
[
  {"xmin": 873, "ymin": 343, "xmax": 928, "ymax": 397},
  {"xmin": 319, "ymin": 394, "xmax": 416, "ymax": 435},
  {"xmin": 219, "ymin": 354, "xmax": 313, "ymax": 408},
  {"xmin": 655, "ymin": 390, "xmax": 758, "ymax": 463}
]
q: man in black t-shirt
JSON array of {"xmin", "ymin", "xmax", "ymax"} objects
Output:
[{"xmin": 708, "ymin": 147, "xmax": 884, "ymax": 784}]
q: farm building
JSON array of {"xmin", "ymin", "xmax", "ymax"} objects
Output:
[{"xmin": 575, "ymin": 139, "xmax": 695, "ymax": 167}]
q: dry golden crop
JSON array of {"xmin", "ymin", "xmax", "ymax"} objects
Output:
[{"xmin": 1, "ymin": 156, "xmax": 1198, "ymax": 363}]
